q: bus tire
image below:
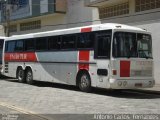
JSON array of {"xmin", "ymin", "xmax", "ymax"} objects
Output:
[
  {"xmin": 17, "ymin": 67, "xmax": 26, "ymax": 83},
  {"xmin": 78, "ymin": 72, "xmax": 92, "ymax": 92},
  {"xmin": 26, "ymin": 68, "xmax": 34, "ymax": 85}
]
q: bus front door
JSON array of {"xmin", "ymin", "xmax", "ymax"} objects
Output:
[{"xmin": 95, "ymin": 35, "xmax": 111, "ymax": 88}]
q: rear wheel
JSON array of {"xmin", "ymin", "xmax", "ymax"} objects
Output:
[
  {"xmin": 26, "ymin": 69, "xmax": 34, "ymax": 85},
  {"xmin": 17, "ymin": 68, "xmax": 25, "ymax": 83},
  {"xmin": 78, "ymin": 72, "xmax": 91, "ymax": 92}
]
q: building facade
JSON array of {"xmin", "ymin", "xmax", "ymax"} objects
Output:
[{"xmin": 0, "ymin": 0, "xmax": 97, "ymax": 36}]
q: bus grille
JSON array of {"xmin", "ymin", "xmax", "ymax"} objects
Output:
[{"xmin": 130, "ymin": 70, "xmax": 152, "ymax": 77}]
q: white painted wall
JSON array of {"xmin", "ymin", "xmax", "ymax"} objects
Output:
[{"xmin": 66, "ymin": 0, "xmax": 99, "ymax": 28}]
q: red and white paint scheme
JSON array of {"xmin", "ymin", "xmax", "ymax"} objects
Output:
[{"xmin": 2, "ymin": 23, "xmax": 155, "ymax": 92}]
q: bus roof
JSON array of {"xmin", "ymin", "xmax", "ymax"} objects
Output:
[
  {"xmin": 0, "ymin": 36, "xmax": 6, "ymax": 39},
  {"xmin": 6, "ymin": 23, "xmax": 148, "ymax": 41}
]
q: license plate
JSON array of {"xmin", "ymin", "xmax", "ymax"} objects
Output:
[{"xmin": 135, "ymin": 83, "xmax": 142, "ymax": 87}]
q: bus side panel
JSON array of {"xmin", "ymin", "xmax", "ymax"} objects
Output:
[
  {"xmin": 4, "ymin": 62, "xmax": 21, "ymax": 78},
  {"xmin": 36, "ymin": 51, "xmax": 78, "ymax": 85}
]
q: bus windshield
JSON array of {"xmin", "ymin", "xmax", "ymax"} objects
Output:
[{"xmin": 113, "ymin": 32, "xmax": 152, "ymax": 58}]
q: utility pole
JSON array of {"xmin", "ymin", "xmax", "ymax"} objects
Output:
[
  {"xmin": 6, "ymin": 7, "xmax": 10, "ymax": 37},
  {"xmin": 4, "ymin": 0, "xmax": 10, "ymax": 37}
]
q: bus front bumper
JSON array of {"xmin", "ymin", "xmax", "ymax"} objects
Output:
[{"xmin": 109, "ymin": 78, "xmax": 155, "ymax": 89}]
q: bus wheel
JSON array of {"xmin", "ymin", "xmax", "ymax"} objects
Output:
[
  {"xmin": 26, "ymin": 69, "xmax": 34, "ymax": 85},
  {"xmin": 17, "ymin": 68, "xmax": 25, "ymax": 83},
  {"xmin": 78, "ymin": 72, "xmax": 91, "ymax": 92}
]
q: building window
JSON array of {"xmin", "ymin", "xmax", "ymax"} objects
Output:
[
  {"xmin": 20, "ymin": 20, "xmax": 41, "ymax": 31},
  {"xmin": 9, "ymin": 25, "xmax": 17, "ymax": 33},
  {"xmin": 135, "ymin": 0, "xmax": 160, "ymax": 12},
  {"xmin": 99, "ymin": 2, "xmax": 129, "ymax": 19}
]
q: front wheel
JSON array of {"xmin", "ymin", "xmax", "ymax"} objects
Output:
[
  {"xmin": 26, "ymin": 69, "xmax": 34, "ymax": 85},
  {"xmin": 78, "ymin": 72, "xmax": 91, "ymax": 92}
]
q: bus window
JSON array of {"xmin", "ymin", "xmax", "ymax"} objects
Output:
[
  {"xmin": 96, "ymin": 35, "xmax": 111, "ymax": 59},
  {"xmin": 36, "ymin": 37, "xmax": 48, "ymax": 51},
  {"xmin": 61, "ymin": 35, "xmax": 76, "ymax": 49},
  {"xmin": 137, "ymin": 34, "xmax": 152, "ymax": 58},
  {"xmin": 113, "ymin": 32, "xmax": 137, "ymax": 58},
  {"xmin": 0, "ymin": 40, "xmax": 3, "ymax": 49},
  {"xmin": 0, "ymin": 40, "xmax": 4, "ymax": 64},
  {"xmin": 48, "ymin": 36, "xmax": 61, "ymax": 50},
  {"xmin": 77, "ymin": 33, "xmax": 94, "ymax": 49},
  {"xmin": 6, "ymin": 41, "xmax": 16, "ymax": 52},
  {"xmin": 15, "ymin": 40, "xmax": 24, "ymax": 51},
  {"xmin": 25, "ymin": 39, "xmax": 35, "ymax": 51}
]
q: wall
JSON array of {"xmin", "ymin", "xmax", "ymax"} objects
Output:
[{"xmin": 66, "ymin": 0, "xmax": 98, "ymax": 28}]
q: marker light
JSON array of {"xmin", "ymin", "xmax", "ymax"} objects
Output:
[{"xmin": 112, "ymin": 70, "xmax": 117, "ymax": 75}]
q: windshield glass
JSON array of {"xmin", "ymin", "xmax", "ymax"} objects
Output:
[
  {"xmin": 113, "ymin": 32, "xmax": 152, "ymax": 58},
  {"xmin": 137, "ymin": 33, "xmax": 152, "ymax": 58}
]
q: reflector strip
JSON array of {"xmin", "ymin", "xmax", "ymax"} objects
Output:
[{"xmin": 120, "ymin": 61, "xmax": 130, "ymax": 77}]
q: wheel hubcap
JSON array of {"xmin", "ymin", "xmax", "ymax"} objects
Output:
[
  {"xmin": 18, "ymin": 70, "xmax": 23, "ymax": 80},
  {"xmin": 27, "ymin": 72, "xmax": 32, "ymax": 81},
  {"xmin": 80, "ymin": 75, "xmax": 89, "ymax": 88}
]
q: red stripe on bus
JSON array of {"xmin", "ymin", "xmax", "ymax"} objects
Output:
[
  {"xmin": 5, "ymin": 52, "xmax": 37, "ymax": 62},
  {"xmin": 120, "ymin": 61, "xmax": 130, "ymax": 77},
  {"xmin": 79, "ymin": 51, "xmax": 90, "ymax": 70},
  {"xmin": 81, "ymin": 27, "xmax": 92, "ymax": 33}
]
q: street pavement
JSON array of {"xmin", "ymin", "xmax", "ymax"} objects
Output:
[
  {"xmin": 0, "ymin": 104, "xmax": 47, "ymax": 120},
  {"xmin": 0, "ymin": 78, "xmax": 160, "ymax": 119}
]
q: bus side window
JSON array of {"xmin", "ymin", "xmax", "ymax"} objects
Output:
[
  {"xmin": 61, "ymin": 35, "xmax": 76, "ymax": 49},
  {"xmin": 25, "ymin": 39, "xmax": 35, "ymax": 51},
  {"xmin": 48, "ymin": 36, "xmax": 61, "ymax": 50},
  {"xmin": 15, "ymin": 40, "xmax": 24, "ymax": 51},
  {"xmin": 77, "ymin": 33, "xmax": 94, "ymax": 49},
  {"xmin": 5, "ymin": 42, "xmax": 8, "ymax": 52},
  {"xmin": 6, "ymin": 41, "xmax": 16, "ymax": 52},
  {"xmin": 36, "ymin": 37, "xmax": 48, "ymax": 51}
]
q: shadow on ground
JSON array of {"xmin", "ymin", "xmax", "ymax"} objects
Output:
[{"xmin": 1, "ymin": 78, "xmax": 160, "ymax": 99}]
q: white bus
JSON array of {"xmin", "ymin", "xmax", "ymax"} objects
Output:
[{"xmin": 2, "ymin": 23, "xmax": 154, "ymax": 92}]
